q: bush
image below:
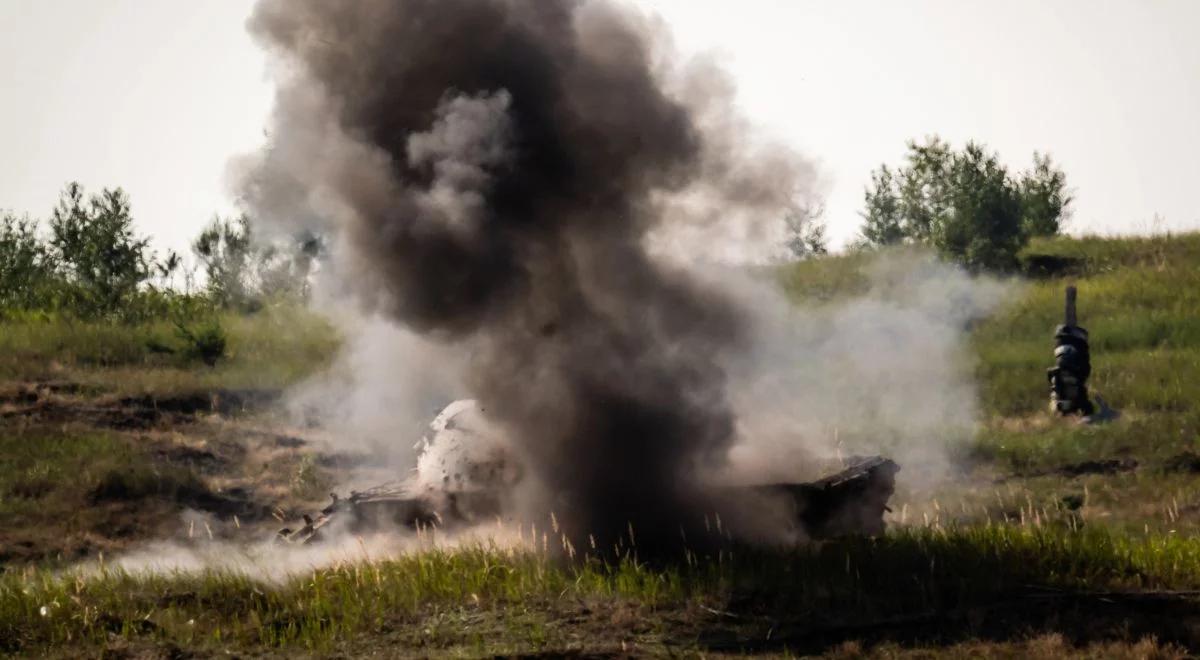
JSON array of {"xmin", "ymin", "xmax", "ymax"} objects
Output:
[
  {"xmin": 859, "ymin": 136, "xmax": 1072, "ymax": 272},
  {"xmin": 174, "ymin": 317, "xmax": 228, "ymax": 367}
]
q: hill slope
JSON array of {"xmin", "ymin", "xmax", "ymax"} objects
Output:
[{"xmin": 3, "ymin": 232, "xmax": 1200, "ymax": 657}]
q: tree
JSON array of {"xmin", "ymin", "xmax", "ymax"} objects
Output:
[
  {"xmin": 859, "ymin": 166, "xmax": 905, "ymax": 247},
  {"xmin": 48, "ymin": 183, "xmax": 154, "ymax": 316},
  {"xmin": 0, "ymin": 213, "xmax": 54, "ymax": 310},
  {"xmin": 1020, "ymin": 153, "xmax": 1073, "ymax": 237},
  {"xmin": 859, "ymin": 137, "xmax": 1071, "ymax": 271},
  {"xmin": 192, "ymin": 215, "xmax": 320, "ymax": 310},
  {"xmin": 193, "ymin": 215, "xmax": 255, "ymax": 309},
  {"xmin": 156, "ymin": 250, "xmax": 183, "ymax": 290}
]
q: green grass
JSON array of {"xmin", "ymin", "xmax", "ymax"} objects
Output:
[
  {"xmin": 0, "ymin": 304, "xmax": 339, "ymax": 394},
  {"xmin": 967, "ymin": 234, "xmax": 1200, "ymax": 482},
  {"xmin": 782, "ymin": 233, "xmax": 1200, "ymax": 475},
  {"xmin": 783, "ymin": 233, "xmax": 1200, "ymax": 534},
  {"xmin": 3, "ymin": 525, "xmax": 1200, "ymax": 655},
  {"xmin": 0, "ymin": 429, "xmax": 209, "ymax": 564},
  {"xmin": 3, "ymin": 232, "xmax": 1200, "ymax": 655}
]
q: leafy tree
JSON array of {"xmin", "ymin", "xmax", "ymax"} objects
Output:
[
  {"xmin": 1020, "ymin": 153, "xmax": 1073, "ymax": 237},
  {"xmin": 156, "ymin": 250, "xmax": 183, "ymax": 290},
  {"xmin": 48, "ymin": 183, "xmax": 154, "ymax": 316},
  {"xmin": 193, "ymin": 215, "xmax": 255, "ymax": 310},
  {"xmin": 859, "ymin": 166, "xmax": 905, "ymax": 247},
  {"xmin": 859, "ymin": 137, "xmax": 1071, "ymax": 271},
  {"xmin": 193, "ymin": 215, "xmax": 320, "ymax": 310},
  {"xmin": 0, "ymin": 213, "xmax": 55, "ymax": 310}
]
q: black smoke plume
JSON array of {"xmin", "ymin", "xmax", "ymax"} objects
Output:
[{"xmin": 243, "ymin": 0, "xmax": 812, "ymax": 555}]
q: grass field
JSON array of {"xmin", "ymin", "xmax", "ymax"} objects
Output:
[
  {"xmin": 2, "ymin": 232, "xmax": 1199, "ymax": 656},
  {"xmin": 0, "ymin": 304, "xmax": 339, "ymax": 394}
]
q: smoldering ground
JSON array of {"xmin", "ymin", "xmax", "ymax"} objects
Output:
[{"xmin": 239, "ymin": 0, "xmax": 818, "ymax": 555}]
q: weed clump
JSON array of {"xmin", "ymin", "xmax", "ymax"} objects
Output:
[{"xmin": 173, "ymin": 318, "xmax": 228, "ymax": 367}]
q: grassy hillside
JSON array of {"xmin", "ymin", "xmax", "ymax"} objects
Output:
[
  {"xmin": 0, "ymin": 305, "xmax": 338, "ymax": 394},
  {"xmin": 973, "ymin": 234, "xmax": 1200, "ymax": 461},
  {"xmin": 2, "ymin": 233, "xmax": 1200, "ymax": 656}
]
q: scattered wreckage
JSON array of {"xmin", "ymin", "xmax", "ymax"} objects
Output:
[{"xmin": 277, "ymin": 400, "xmax": 900, "ymax": 545}]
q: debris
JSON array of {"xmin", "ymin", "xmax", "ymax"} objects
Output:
[
  {"xmin": 276, "ymin": 401, "xmax": 901, "ymax": 545},
  {"xmin": 781, "ymin": 455, "xmax": 900, "ymax": 538}
]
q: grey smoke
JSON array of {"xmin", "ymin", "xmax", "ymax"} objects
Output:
[
  {"xmin": 240, "ymin": 0, "xmax": 816, "ymax": 554},
  {"xmin": 712, "ymin": 251, "xmax": 1012, "ymax": 490}
]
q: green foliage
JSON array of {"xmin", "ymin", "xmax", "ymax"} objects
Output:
[
  {"xmin": 0, "ymin": 306, "xmax": 338, "ymax": 392},
  {"xmin": 192, "ymin": 215, "xmax": 318, "ymax": 311},
  {"xmin": 1020, "ymin": 153, "xmax": 1073, "ymax": 238},
  {"xmin": 0, "ymin": 213, "xmax": 55, "ymax": 310},
  {"xmin": 0, "ymin": 183, "xmax": 321, "ymax": 322},
  {"xmin": 47, "ymin": 183, "xmax": 155, "ymax": 317},
  {"xmin": 192, "ymin": 215, "xmax": 255, "ymax": 310},
  {"xmin": 173, "ymin": 317, "xmax": 228, "ymax": 367},
  {"xmin": 859, "ymin": 165, "xmax": 906, "ymax": 247},
  {"xmin": 859, "ymin": 137, "xmax": 1071, "ymax": 271}
]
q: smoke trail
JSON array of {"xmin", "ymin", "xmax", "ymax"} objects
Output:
[{"xmin": 240, "ymin": 0, "xmax": 814, "ymax": 554}]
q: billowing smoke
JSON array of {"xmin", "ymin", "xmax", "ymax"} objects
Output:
[
  {"xmin": 240, "ymin": 0, "xmax": 815, "ymax": 553},
  {"xmin": 714, "ymin": 252, "xmax": 1011, "ymax": 489}
]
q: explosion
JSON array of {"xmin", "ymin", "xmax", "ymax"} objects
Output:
[{"xmin": 241, "ymin": 0, "xmax": 816, "ymax": 555}]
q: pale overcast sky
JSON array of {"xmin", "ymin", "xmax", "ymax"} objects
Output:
[{"xmin": 2, "ymin": 0, "xmax": 1198, "ymax": 255}]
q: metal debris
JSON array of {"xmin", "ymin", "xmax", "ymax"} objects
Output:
[{"xmin": 276, "ymin": 402, "xmax": 901, "ymax": 545}]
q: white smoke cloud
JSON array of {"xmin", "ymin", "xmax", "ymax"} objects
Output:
[
  {"xmin": 98, "ymin": 519, "xmax": 528, "ymax": 583},
  {"xmin": 284, "ymin": 312, "xmax": 467, "ymax": 481},
  {"xmin": 715, "ymin": 249, "xmax": 1012, "ymax": 490}
]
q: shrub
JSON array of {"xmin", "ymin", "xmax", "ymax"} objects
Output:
[{"xmin": 174, "ymin": 317, "xmax": 228, "ymax": 367}]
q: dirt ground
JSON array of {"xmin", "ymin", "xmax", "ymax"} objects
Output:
[
  {"xmin": 0, "ymin": 381, "xmax": 345, "ymax": 567},
  {"xmin": 6, "ymin": 381, "xmax": 1200, "ymax": 658}
]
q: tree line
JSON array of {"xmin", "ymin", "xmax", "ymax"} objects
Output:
[
  {"xmin": 0, "ymin": 182, "xmax": 317, "ymax": 322},
  {"xmin": 7, "ymin": 136, "xmax": 1070, "ymax": 323},
  {"xmin": 785, "ymin": 136, "xmax": 1072, "ymax": 270}
]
